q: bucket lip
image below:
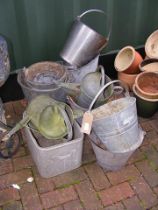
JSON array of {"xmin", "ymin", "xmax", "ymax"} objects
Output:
[
  {"xmin": 97, "ymin": 119, "xmax": 138, "ymax": 137},
  {"xmin": 26, "ymin": 61, "xmax": 67, "ymax": 86},
  {"xmin": 114, "ymin": 46, "xmax": 136, "ymax": 72},
  {"xmin": 92, "ymin": 97, "xmax": 136, "ymax": 122},
  {"xmin": 17, "ymin": 70, "xmax": 60, "ymax": 92},
  {"xmin": 90, "ymin": 136, "xmax": 134, "ymax": 154},
  {"xmin": 98, "ymin": 120, "xmax": 138, "ymax": 138},
  {"xmin": 133, "ymin": 84, "xmax": 158, "ymax": 102}
]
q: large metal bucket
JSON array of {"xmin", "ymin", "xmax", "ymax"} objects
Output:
[
  {"xmin": 60, "ymin": 9, "xmax": 111, "ymax": 67},
  {"xmin": 89, "ymin": 80, "xmax": 137, "ymax": 136},
  {"xmin": 90, "ymin": 131, "xmax": 144, "ymax": 171},
  {"xmin": 88, "ymin": 80, "xmax": 144, "ymax": 153}
]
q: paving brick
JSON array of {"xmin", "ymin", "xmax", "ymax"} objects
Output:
[
  {"xmin": 99, "ymin": 182, "xmax": 134, "ymax": 207},
  {"xmin": 52, "ymin": 167, "xmax": 87, "ymax": 188},
  {"xmin": 12, "ymin": 100, "xmax": 26, "ymax": 117},
  {"xmin": 63, "ymin": 200, "xmax": 84, "ymax": 210},
  {"xmin": 0, "ymin": 187, "xmax": 20, "ymax": 206},
  {"xmin": 136, "ymin": 160, "xmax": 158, "ymax": 187},
  {"xmin": 40, "ymin": 186, "xmax": 77, "ymax": 209},
  {"xmin": 140, "ymin": 121, "xmax": 153, "ymax": 132},
  {"xmin": 0, "ymin": 159, "xmax": 13, "ymax": 175},
  {"xmin": 13, "ymin": 155, "xmax": 34, "ymax": 171},
  {"xmin": 20, "ymin": 182, "xmax": 42, "ymax": 210},
  {"xmin": 123, "ymin": 195, "xmax": 144, "ymax": 210},
  {"xmin": 49, "ymin": 207, "xmax": 64, "ymax": 210},
  {"xmin": 130, "ymin": 176, "xmax": 158, "ymax": 209},
  {"xmin": 153, "ymin": 186, "xmax": 158, "ymax": 196},
  {"xmin": 2, "ymin": 201, "xmax": 23, "ymax": 210},
  {"xmin": 150, "ymin": 119, "xmax": 158, "ymax": 132},
  {"xmin": 4, "ymin": 102, "xmax": 17, "ymax": 125},
  {"xmin": 104, "ymin": 202, "xmax": 125, "ymax": 210},
  {"xmin": 128, "ymin": 149, "xmax": 145, "ymax": 164},
  {"xmin": 84, "ymin": 163, "xmax": 110, "ymax": 191},
  {"xmin": 141, "ymin": 145, "xmax": 158, "ymax": 169},
  {"xmin": 107, "ymin": 165, "xmax": 140, "ymax": 185},
  {"xmin": 0, "ymin": 169, "xmax": 32, "ymax": 190},
  {"xmin": 82, "ymin": 136, "xmax": 96, "ymax": 164},
  {"xmin": 13, "ymin": 146, "xmax": 26, "ymax": 158},
  {"xmin": 151, "ymin": 205, "xmax": 158, "ymax": 210},
  {"xmin": 75, "ymin": 180, "xmax": 102, "ymax": 210},
  {"xmin": 35, "ymin": 176, "xmax": 55, "ymax": 194},
  {"xmin": 142, "ymin": 130, "xmax": 158, "ymax": 146}
]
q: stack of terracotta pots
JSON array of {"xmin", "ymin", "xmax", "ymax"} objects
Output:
[
  {"xmin": 114, "ymin": 29, "xmax": 158, "ymax": 118},
  {"xmin": 133, "ymin": 70, "xmax": 158, "ymax": 118},
  {"xmin": 114, "ymin": 46, "xmax": 143, "ymax": 90},
  {"xmin": 133, "ymin": 30, "xmax": 158, "ymax": 118}
]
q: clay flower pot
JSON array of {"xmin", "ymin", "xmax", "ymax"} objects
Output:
[
  {"xmin": 135, "ymin": 72, "xmax": 158, "ymax": 99},
  {"xmin": 114, "ymin": 46, "xmax": 143, "ymax": 74},
  {"xmin": 133, "ymin": 85, "xmax": 158, "ymax": 118},
  {"xmin": 139, "ymin": 58, "xmax": 158, "ymax": 72},
  {"xmin": 145, "ymin": 30, "xmax": 158, "ymax": 59},
  {"xmin": 118, "ymin": 72, "xmax": 138, "ymax": 90}
]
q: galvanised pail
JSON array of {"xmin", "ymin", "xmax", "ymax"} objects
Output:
[{"xmin": 60, "ymin": 9, "xmax": 111, "ymax": 67}]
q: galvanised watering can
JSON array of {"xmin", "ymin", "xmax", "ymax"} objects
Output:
[{"xmin": 2, "ymin": 95, "xmax": 74, "ymax": 142}]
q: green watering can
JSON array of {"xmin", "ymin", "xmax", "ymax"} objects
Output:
[{"xmin": 2, "ymin": 95, "xmax": 76, "ymax": 142}]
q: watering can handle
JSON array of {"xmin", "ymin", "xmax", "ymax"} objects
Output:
[
  {"xmin": 77, "ymin": 9, "xmax": 112, "ymax": 40},
  {"xmin": 88, "ymin": 80, "xmax": 129, "ymax": 111},
  {"xmin": 97, "ymin": 65, "xmax": 105, "ymax": 87},
  {"xmin": 54, "ymin": 105, "xmax": 73, "ymax": 141}
]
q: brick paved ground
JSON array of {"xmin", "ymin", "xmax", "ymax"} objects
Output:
[{"xmin": 0, "ymin": 100, "xmax": 158, "ymax": 210}]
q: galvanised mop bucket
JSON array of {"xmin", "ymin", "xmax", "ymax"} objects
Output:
[
  {"xmin": 88, "ymin": 80, "xmax": 142, "ymax": 152},
  {"xmin": 89, "ymin": 131, "xmax": 145, "ymax": 171},
  {"xmin": 60, "ymin": 9, "xmax": 111, "ymax": 67}
]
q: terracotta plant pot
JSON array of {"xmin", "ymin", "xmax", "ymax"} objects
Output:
[
  {"xmin": 133, "ymin": 85, "xmax": 158, "ymax": 118},
  {"xmin": 118, "ymin": 71, "xmax": 138, "ymax": 90},
  {"xmin": 114, "ymin": 46, "xmax": 143, "ymax": 74},
  {"xmin": 145, "ymin": 30, "xmax": 158, "ymax": 59},
  {"xmin": 135, "ymin": 71, "xmax": 158, "ymax": 99},
  {"xmin": 139, "ymin": 58, "xmax": 158, "ymax": 72}
]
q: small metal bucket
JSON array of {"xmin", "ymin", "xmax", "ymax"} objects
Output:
[{"xmin": 60, "ymin": 9, "xmax": 111, "ymax": 67}]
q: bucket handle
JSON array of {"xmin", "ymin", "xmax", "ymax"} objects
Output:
[
  {"xmin": 88, "ymin": 80, "xmax": 129, "ymax": 111},
  {"xmin": 78, "ymin": 9, "xmax": 106, "ymax": 19},
  {"xmin": 77, "ymin": 9, "xmax": 111, "ymax": 39}
]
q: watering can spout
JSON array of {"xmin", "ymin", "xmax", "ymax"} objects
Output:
[{"xmin": 1, "ymin": 115, "xmax": 30, "ymax": 142}]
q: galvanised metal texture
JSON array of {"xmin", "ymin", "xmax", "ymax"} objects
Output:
[{"xmin": 0, "ymin": 0, "xmax": 158, "ymax": 71}]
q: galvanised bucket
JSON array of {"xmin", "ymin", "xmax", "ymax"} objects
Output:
[
  {"xmin": 89, "ymin": 80, "xmax": 137, "ymax": 136},
  {"xmin": 60, "ymin": 9, "xmax": 111, "ymax": 67}
]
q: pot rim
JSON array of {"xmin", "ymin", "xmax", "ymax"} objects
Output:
[
  {"xmin": 17, "ymin": 70, "xmax": 60, "ymax": 92},
  {"xmin": 145, "ymin": 29, "xmax": 158, "ymax": 58},
  {"xmin": 133, "ymin": 84, "xmax": 158, "ymax": 102},
  {"xmin": 135, "ymin": 71, "xmax": 158, "ymax": 97},
  {"xmin": 114, "ymin": 46, "xmax": 136, "ymax": 72},
  {"xmin": 139, "ymin": 58, "xmax": 158, "ymax": 72},
  {"xmin": 118, "ymin": 71, "xmax": 138, "ymax": 77}
]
